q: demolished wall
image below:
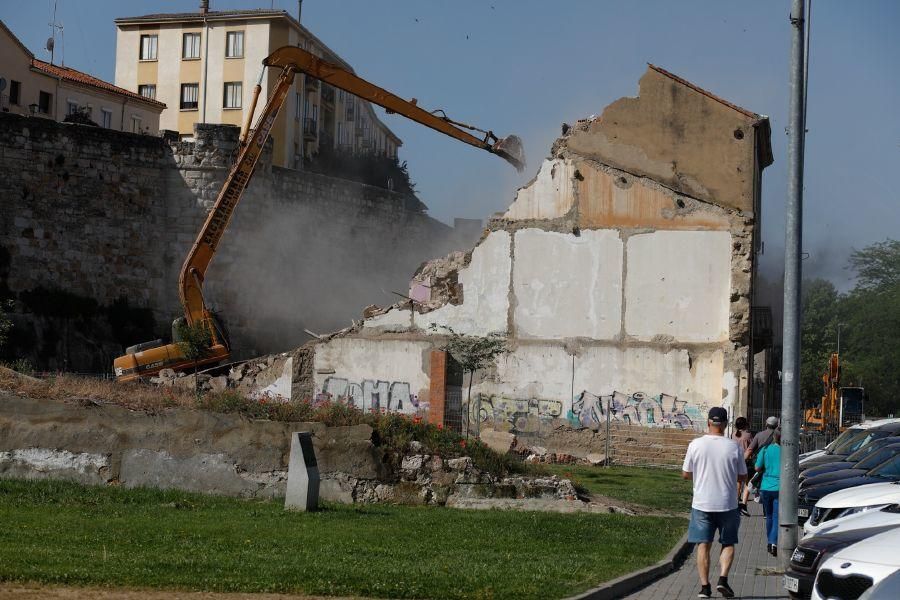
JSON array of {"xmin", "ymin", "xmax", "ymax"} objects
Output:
[
  {"xmin": 274, "ymin": 65, "xmax": 772, "ymax": 440},
  {"xmin": 0, "ymin": 114, "xmax": 474, "ymax": 370}
]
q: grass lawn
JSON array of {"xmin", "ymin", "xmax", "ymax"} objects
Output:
[
  {"xmin": 543, "ymin": 465, "xmax": 693, "ymax": 513},
  {"xmin": 0, "ymin": 479, "xmax": 685, "ymax": 600}
]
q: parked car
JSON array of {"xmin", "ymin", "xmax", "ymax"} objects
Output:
[
  {"xmin": 804, "ymin": 503, "xmax": 900, "ymax": 540},
  {"xmin": 801, "ymin": 419, "xmax": 900, "ymax": 467},
  {"xmin": 800, "ymin": 439, "xmax": 900, "ymax": 483},
  {"xmin": 800, "ymin": 423, "xmax": 900, "ymax": 470},
  {"xmin": 798, "ymin": 456, "xmax": 900, "ymax": 525},
  {"xmin": 801, "ymin": 442, "xmax": 900, "ymax": 489},
  {"xmin": 803, "ymin": 481, "xmax": 900, "ymax": 536},
  {"xmin": 811, "ymin": 528, "xmax": 900, "ymax": 600},
  {"xmin": 785, "ymin": 525, "xmax": 900, "ymax": 599}
]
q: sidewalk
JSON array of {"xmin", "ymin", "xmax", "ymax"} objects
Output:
[{"xmin": 624, "ymin": 501, "xmax": 790, "ymax": 599}]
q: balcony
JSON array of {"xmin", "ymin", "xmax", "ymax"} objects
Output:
[
  {"xmin": 305, "ymin": 75, "xmax": 319, "ymax": 92},
  {"xmin": 303, "ymin": 118, "xmax": 318, "ymax": 139},
  {"xmin": 344, "ymin": 106, "xmax": 355, "ymax": 121}
]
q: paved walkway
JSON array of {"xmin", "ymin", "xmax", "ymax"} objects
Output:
[{"xmin": 625, "ymin": 501, "xmax": 790, "ymax": 599}]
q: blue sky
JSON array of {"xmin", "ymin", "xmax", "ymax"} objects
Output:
[{"xmin": 4, "ymin": 0, "xmax": 898, "ymax": 286}]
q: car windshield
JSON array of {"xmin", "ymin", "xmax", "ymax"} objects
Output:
[
  {"xmin": 847, "ymin": 437, "xmax": 900, "ymax": 462},
  {"xmin": 856, "ymin": 444, "xmax": 900, "ymax": 471},
  {"xmin": 826, "ymin": 428, "xmax": 864, "ymax": 454},
  {"xmin": 867, "ymin": 454, "xmax": 900, "ymax": 479},
  {"xmin": 833, "ymin": 430, "xmax": 892, "ymax": 455}
]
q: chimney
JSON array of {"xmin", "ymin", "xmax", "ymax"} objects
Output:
[{"xmin": 200, "ymin": 0, "xmax": 209, "ymax": 15}]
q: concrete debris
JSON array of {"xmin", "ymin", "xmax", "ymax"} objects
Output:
[
  {"xmin": 585, "ymin": 452, "xmax": 607, "ymax": 465},
  {"xmin": 408, "ymin": 250, "xmax": 468, "ymax": 312},
  {"xmin": 478, "ymin": 429, "xmax": 517, "ymax": 454}
]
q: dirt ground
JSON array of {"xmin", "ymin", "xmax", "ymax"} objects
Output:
[{"xmin": 0, "ymin": 584, "xmax": 359, "ymax": 600}]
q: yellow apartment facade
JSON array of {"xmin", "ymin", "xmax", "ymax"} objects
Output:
[
  {"xmin": 114, "ymin": 7, "xmax": 401, "ymax": 169},
  {"xmin": 1, "ymin": 20, "xmax": 165, "ymax": 133}
]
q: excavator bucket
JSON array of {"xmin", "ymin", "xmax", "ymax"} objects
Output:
[{"xmin": 491, "ymin": 135, "xmax": 526, "ymax": 172}]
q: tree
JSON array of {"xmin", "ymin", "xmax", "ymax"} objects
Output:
[
  {"xmin": 800, "ymin": 279, "xmax": 840, "ymax": 408},
  {"xmin": 430, "ymin": 325, "xmax": 508, "ymax": 422},
  {"xmin": 799, "ymin": 239, "xmax": 900, "ymax": 417}
]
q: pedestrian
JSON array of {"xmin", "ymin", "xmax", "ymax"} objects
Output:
[
  {"xmin": 756, "ymin": 428, "xmax": 782, "ymax": 556},
  {"xmin": 733, "ymin": 416, "xmax": 753, "ymax": 516},
  {"xmin": 682, "ymin": 406, "xmax": 747, "ymax": 599},
  {"xmin": 742, "ymin": 416, "xmax": 778, "ymax": 510}
]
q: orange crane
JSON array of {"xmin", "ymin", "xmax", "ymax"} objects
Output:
[{"xmin": 113, "ymin": 46, "xmax": 525, "ymax": 382}]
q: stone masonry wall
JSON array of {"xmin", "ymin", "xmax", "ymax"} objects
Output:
[{"xmin": 0, "ymin": 114, "xmax": 466, "ymax": 370}]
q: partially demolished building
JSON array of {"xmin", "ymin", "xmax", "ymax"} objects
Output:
[{"xmin": 254, "ymin": 65, "xmax": 773, "ymax": 437}]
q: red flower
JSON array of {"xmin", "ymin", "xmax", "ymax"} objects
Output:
[
  {"xmin": 459, "ymin": 439, "xmax": 467, "ymax": 448},
  {"xmin": 437, "ymin": 423, "xmax": 444, "ymax": 431}
]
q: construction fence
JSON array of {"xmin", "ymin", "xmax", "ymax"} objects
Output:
[{"xmin": 445, "ymin": 390, "xmax": 700, "ymax": 469}]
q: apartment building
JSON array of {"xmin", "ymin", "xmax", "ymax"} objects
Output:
[
  {"xmin": 114, "ymin": 5, "xmax": 401, "ymax": 169},
  {"xmin": 0, "ymin": 20, "xmax": 165, "ymax": 133}
]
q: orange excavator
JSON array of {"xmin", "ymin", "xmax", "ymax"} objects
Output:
[
  {"xmin": 113, "ymin": 46, "xmax": 525, "ymax": 382},
  {"xmin": 803, "ymin": 352, "xmax": 866, "ymax": 434}
]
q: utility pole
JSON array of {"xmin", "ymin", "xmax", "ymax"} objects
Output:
[{"xmin": 779, "ymin": 0, "xmax": 809, "ymax": 567}]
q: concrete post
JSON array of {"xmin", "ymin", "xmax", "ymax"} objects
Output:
[{"xmin": 285, "ymin": 431, "xmax": 320, "ymax": 511}]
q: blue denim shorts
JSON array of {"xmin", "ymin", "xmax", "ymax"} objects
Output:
[{"xmin": 688, "ymin": 508, "xmax": 740, "ymax": 545}]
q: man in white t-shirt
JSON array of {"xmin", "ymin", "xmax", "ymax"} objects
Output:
[{"xmin": 682, "ymin": 406, "xmax": 747, "ymax": 599}]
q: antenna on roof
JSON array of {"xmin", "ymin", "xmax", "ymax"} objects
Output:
[
  {"xmin": 298, "ymin": 0, "xmax": 303, "ymax": 22},
  {"xmin": 48, "ymin": 0, "xmax": 64, "ymax": 65}
]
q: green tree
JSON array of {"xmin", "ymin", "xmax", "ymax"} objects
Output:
[
  {"xmin": 429, "ymin": 325, "xmax": 508, "ymax": 418},
  {"xmin": 800, "ymin": 279, "xmax": 840, "ymax": 408}
]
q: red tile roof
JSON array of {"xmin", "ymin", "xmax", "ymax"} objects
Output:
[{"xmin": 30, "ymin": 59, "xmax": 166, "ymax": 110}]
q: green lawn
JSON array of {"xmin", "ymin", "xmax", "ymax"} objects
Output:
[
  {"xmin": 0, "ymin": 479, "xmax": 686, "ymax": 599},
  {"xmin": 543, "ymin": 465, "xmax": 693, "ymax": 513}
]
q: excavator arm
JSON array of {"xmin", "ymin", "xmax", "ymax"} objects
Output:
[
  {"xmin": 116, "ymin": 46, "xmax": 523, "ymax": 381},
  {"xmin": 181, "ymin": 45, "xmax": 525, "ymax": 329},
  {"xmin": 264, "ymin": 46, "xmax": 525, "ymax": 172}
]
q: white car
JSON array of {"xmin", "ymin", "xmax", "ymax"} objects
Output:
[
  {"xmin": 860, "ymin": 568, "xmax": 900, "ymax": 599},
  {"xmin": 804, "ymin": 482, "xmax": 900, "ymax": 537},
  {"xmin": 811, "ymin": 528, "xmax": 900, "ymax": 600}
]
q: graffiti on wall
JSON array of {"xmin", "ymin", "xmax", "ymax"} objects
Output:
[
  {"xmin": 319, "ymin": 377, "xmax": 419, "ymax": 413},
  {"xmin": 468, "ymin": 390, "xmax": 706, "ymax": 434},
  {"xmin": 569, "ymin": 391, "xmax": 705, "ymax": 431},
  {"xmin": 469, "ymin": 395, "xmax": 564, "ymax": 435}
]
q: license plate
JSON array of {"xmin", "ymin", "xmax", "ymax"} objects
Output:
[
  {"xmin": 784, "ymin": 575, "xmax": 799, "ymax": 593},
  {"xmin": 798, "ymin": 508, "xmax": 809, "ymax": 518}
]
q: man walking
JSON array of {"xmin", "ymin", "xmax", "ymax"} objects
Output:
[{"xmin": 683, "ymin": 407, "xmax": 747, "ymax": 598}]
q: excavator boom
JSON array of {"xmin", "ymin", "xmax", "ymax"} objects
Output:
[{"xmin": 264, "ymin": 46, "xmax": 526, "ymax": 172}]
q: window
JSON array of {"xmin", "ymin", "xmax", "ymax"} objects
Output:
[
  {"xmin": 67, "ymin": 100, "xmax": 79, "ymax": 115},
  {"xmin": 38, "ymin": 91, "xmax": 52, "ymax": 114},
  {"xmin": 140, "ymin": 34, "xmax": 158, "ymax": 60},
  {"xmin": 295, "ymin": 92, "xmax": 301, "ymax": 119},
  {"xmin": 226, "ymin": 31, "xmax": 244, "ymax": 58},
  {"xmin": 132, "ymin": 116, "xmax": 142, "ymax": 133},
  {"xmin": 180, "ymin": 83, "xmax": 199, "ymax": 110},
  {"xmin": 9, "ymin": 80, "xmax": 20, "ymax": 105},
  {"xmin": 223, "ymin": 82, "xmax": 242, "ymax": 109},
  {"xmin": 182, "ymin": 32, "xmax": 201, "ymax": 59},
  {"xmin": 137, "ymin": 84, "xmax": 156, "ymax": 100},
  {"xmin": 337, "ymin": 122, "xmax": 344, "ymax": 145},
  {"xmin": 101, "ymin": 109, "xmax": 112, "ymax": 128}
]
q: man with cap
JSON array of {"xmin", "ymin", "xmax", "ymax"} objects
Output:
[{"xmin": 682, "ymin": 406, "xmax": 747, "ymax": 598}]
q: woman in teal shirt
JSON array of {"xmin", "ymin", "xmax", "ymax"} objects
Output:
[{"xmin": 755, "ymin": 429, "xmax": 781, "ymax": 556}]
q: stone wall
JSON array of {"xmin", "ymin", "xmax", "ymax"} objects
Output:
[
  {"xmin": 0, "ymin": 393, "xmax": 579, "ymax": 509},
  {"xmin": 0, "ymin": 113, "xmax": 470, "ymax": 370}
]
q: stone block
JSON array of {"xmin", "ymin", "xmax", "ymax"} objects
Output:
[
  {"xmin": 285, "ymin": 432, "xmax": 320, "ymax": 511},
  {"xmin": 479, "ymin": 429, "xmax": 517, "ymax": 455}
]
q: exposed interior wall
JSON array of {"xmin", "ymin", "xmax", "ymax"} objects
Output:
[{"xmin": 299, "ymin": 66, "xmax": 771, "ymax": 436}]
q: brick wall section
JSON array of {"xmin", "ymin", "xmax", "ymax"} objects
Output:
[
  {"xmin": 427, "ymin": 350, "xmax": 447, "ymax": 427},
  {"xmin": 0, "ymin": 114, "xmax": 468, "ymax": 365}
]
